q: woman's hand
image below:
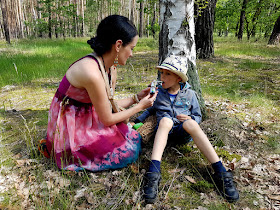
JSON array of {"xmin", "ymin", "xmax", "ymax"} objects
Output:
[
  {"xmin": 138, "ymin": 92, "xmax": 158, "ymax": 110},
  {"xmin": 176, "ymin": 114, "xmax": 192, "ymax": 122},
  {"xmin": 136, "ymin": 87, "xmax": 151, "ymax": 100}
]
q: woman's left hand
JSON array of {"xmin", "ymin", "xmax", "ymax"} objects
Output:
[
  {"xmin": 137, "ymin": 87, "xmax": 151, "ymax": 100},
  {"xmin": 177, "ymin": 114, "xmax": 192, "ymax": 122}
]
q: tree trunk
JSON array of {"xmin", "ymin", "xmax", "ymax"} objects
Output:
[
  {"xmin": 151, "ymin": 2, "xmax": 157, "ymax": 38},
  {"xmin": 81, "ymin": 0, "xmax": 85, "ymax": 36},
  {"xmin": 48, "ymin": 1, "xmax": 52, "ymax": 38},
  {"xmin": 250, "ymin": 0, "xmax": 263, "ymax": 38},
  {"xmin": 139, "ymin": 0, "xmax": 144, "ymax": 37},
  {"xmin": 0, "ymin": 0, "xmax": 10, "ymax": 43},
  {"xmin": 237, "ymin": 0, "xmax": 249, "ymax": 40},
  {"xmin": 195, "ymin": 0, "xmax": 217, "ymax": 59},
  {"xmin": 246, "ymin": 0, "xmax": 263, "ymax": 40},
  {"xmin": 159, "ymin": 0, "xmax": 205, "ymax": 116},
  {"xmin": 129, "ymin": 0, "xmax": 135, "ymax": 24},
  {"xmin": 268, "ymin": 15, "xmax": 280, "ymax": 45}
]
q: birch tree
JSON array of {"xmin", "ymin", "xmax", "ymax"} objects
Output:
[{"xmin": 159, "ymin": 0, "xmax": 205, "ymax": 115}]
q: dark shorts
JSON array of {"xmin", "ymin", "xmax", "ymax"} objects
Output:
[
  {"xmin": 155, "ymin": 120, "xmax": 192, "ymax": 146},
  {"xmin": 168, "ymin": 122, "xmax": 192, "ymax": 145}
]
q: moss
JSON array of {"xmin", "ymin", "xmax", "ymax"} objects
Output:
[
  {"xmin": 215, "ymin": 148, "xmax": 241, "ymax": 162},
  {"xmin": 213, "ymin": 138, "xmax": 225, "ymax": 147},
  {"xmin": 167, "ymin": 185, "xmax": 201, "ymax": 208},
  {"xmin": 190, "ymin": 180, "xmax": 214, "ymax": 192},
  {"xmin": 182, "ymin": 19, "xmax": 189, "ymax": 27},
  {"xmin": 266, "ymin": 135, "xmax": 280, "ymax": 152},
  {"xmin": 177, "ymin": 143, "xmax": 193, "ymax": 154}
]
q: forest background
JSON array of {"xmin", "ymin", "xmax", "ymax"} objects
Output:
[
  {"xmin": 0, "ymin": 0, "xmax": 280, "ymax": 45},
  {"xmin": 0, "ymin": 0, "xmax": 280, "ymax": 209}
]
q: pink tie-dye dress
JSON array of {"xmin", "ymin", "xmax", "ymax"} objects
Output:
[{"xmin": 46, "ymin": 56, "xmax": 141, "ymax": 172}]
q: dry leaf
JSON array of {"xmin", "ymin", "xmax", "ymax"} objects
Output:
[
  {"xmin": 168, "ymin": 168, "xmax": 186, "ymax": 174},
  {"xmin": 130, "ymin": 163, "xmax": 139, "ymax": 174},
  {"xmin": 268, "ymin": 195, "xmax": 280, "ymax": 201},
  {"xmin": 229, "ymin": 162, "xmax": 235, "ymax": 170},
  {"xmin": 185, "ymin": 175, "xmax": 196, "ymax": 184}
]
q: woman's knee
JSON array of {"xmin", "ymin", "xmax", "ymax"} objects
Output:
[
  {"xmin": 159, "ymin": 117, "xmax": 173, "ymax": 129},
  {"xmin": 183, "ymin": 119, "xmax": 200, "ymax": 133}
]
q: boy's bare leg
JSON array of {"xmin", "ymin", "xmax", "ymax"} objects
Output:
[
  {"xmin": 183, "ymin": 119, "xmax": 219, "ymax": 164},
  {"xmin": 151, "ymin": 117, "xmax": 173, "ymax": 161},
  {"xmin": 183, "ymin": 119, "xmax": 239, "ymax": 202}
]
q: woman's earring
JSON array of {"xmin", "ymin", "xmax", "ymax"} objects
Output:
[{"xmin": 114, "ymin": 53, "xmax": 118, "ymax": 66}]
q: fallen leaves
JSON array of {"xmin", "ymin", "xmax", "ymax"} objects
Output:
[{"xmin": 0, "ymin": 93, "xmax": 279, "ymax": 209}]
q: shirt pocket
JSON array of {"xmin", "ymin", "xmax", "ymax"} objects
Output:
[{"xmin": 174, "ymin": 97, "xmax": 192, "ymax": 114}]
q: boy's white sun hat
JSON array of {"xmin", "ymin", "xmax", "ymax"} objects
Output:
[{"xmin": 156, "ymin": 55, "xmax": 188, "ymax": 82}]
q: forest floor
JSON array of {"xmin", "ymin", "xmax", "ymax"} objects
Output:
[{"xmin": 0, "ymin": 48, "xmax": 280, "ymax": 209}]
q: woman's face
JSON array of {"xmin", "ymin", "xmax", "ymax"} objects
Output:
[{"xmin": 118, "ymin": 36, "xmax": 138, "ymax": 65}]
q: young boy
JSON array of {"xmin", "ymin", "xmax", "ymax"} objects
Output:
[{"xmin": 135, "ymin": 55, "xmax": 239, "ymax": 204}]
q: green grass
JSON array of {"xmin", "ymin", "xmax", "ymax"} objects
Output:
[
  {"xmin": 198, "ymin": 37, "xmax": 280, "ymax": 102},
  {"xmin": 0, "ymin": 38, "xmax": 88, "ymax": 87},
  {"xmin": 0, "ymin": 37, "xmax": 158, "ymax": 88}
]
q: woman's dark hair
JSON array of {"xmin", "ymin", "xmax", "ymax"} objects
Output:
[{"xmin": 87, "ymin": 15, "xmax": 137, "ymax": 55}]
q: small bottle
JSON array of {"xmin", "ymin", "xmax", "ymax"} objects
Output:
[{"xmin": 150, "ymin": 80, "xmax": 156, "ymax": 95}]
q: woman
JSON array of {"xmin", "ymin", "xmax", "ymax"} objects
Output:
[{"xmin": 45, "ymin": 15, "xmax": 157, "ymax": 172}]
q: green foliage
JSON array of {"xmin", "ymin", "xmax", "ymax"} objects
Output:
[
  {"xmin": 215, "ymin": 0, "xmax": 280, "ymax": 38},
  {"xmin": 146, "ymin": 23, "xmax": 160, "ymax": 36},
  {"xmin": 195, "ymin": 0, "xmax": 210, "ymax": 17}
]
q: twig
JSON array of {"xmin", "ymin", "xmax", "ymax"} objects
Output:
[
  {"xmin": 19, "ymin": 114, "xmax": 35, "ymax": 150},
  {"xmin": 164, "ymin": 164, "xmax": 178, "ymax": 200},
  {"xmin": 111, "ymin": 172, "xmax": 131, "ymax": 210}
]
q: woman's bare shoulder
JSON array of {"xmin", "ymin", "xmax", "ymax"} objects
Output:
[{"xmin": 66, "ymin": 57, "xmax": 102, "ymax": 88}]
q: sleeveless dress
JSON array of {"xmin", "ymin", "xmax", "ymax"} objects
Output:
[{"xmin": 46, "ymin": 56, "xmax": 142, "ymax": 172}]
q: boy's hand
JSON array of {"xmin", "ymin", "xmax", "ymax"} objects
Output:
[{"xmin": 176, "ymin": 114, "xmax": 192, "ymax": 122}]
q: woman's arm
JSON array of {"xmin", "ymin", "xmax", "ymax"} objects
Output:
[
  {"xmin": 67, "ymin": 58, "xmax": 156, "ymax": 126},
  {"xmin": 116, "ymin": 87, "xmax": 151, "ymax": 109},
  {"xmin": 111, "ymin": 65, "xmax": 151, "ymax": 109}
]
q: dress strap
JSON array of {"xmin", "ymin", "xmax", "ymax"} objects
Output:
[{"xmin": 87, "ymin": 53, "xmax": 120, "ymax": 113}]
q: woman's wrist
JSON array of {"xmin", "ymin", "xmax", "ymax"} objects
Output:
[{"xmin": 132, "ymin": 94, "xmax": 140, "ymax": 104}]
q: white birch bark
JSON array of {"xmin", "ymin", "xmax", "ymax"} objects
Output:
[
  {"xmin": 18, "ymin": 0, "xmax": 25, "ymax": 38},
  {"xmin": 159, "ymin": 0, "xmax": 205, "ymax": 115},
  {"xmin": 159, "ymin": 0, "xmax": 196, "ymax": 65},
  {"xmin": 129, "ymin": 0, "xmax": 132, "ymax": 20}
]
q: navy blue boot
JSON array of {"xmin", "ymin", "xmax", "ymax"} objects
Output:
[
  {"xmin": 213, "ymin": 170, "xmax": 239, "ymax": 202},
  {"xmin": 143, "ymin": 172, "xmax": 161, "ymax": 204}
]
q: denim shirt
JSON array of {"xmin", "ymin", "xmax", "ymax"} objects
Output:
[{"xmin": 136, "ymin": 82, "xmax": 202, "ymax": 125}]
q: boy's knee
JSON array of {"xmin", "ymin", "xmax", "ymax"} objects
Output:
[
  {"xmin": 159, "ymin": 117, "xmax": 173, "ymax": 129},
  {"xmin": 183, "ymin": 119, "xmax": 199, "ymax": 133}
]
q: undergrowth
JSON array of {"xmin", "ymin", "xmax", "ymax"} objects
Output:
[{"xmin": 0, "ymin": 36, "xmax": 279, "ymax": 209}]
